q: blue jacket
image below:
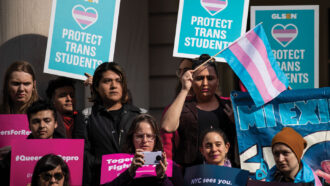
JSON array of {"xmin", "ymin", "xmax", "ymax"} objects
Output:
[{"xmin": 266, "ymin": 159, "xmax": 317, "ymax": 185}]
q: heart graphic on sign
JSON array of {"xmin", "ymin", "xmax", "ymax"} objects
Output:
[
  {"xmin": 72, "ymin": 5, "xmax": 98, "ymax": 30},
  {"xmin": 271, "ymin": 24, "xmax": 298, "ymax": 47},
  {"xmin": 200, "ymin": 0, "xmax": 228, "ymax": 16}
]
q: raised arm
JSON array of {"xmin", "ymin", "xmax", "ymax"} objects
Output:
[{"xmin": 161, "ymin": 70, "xmax": 193, "ymax": 132}]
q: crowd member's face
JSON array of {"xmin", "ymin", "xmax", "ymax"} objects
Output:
[
  {"xmin": 29, "ymin": 110, "xmax": 57, "ymax": 139},
  {"xmin": 39, "ymin": 165, "xmax": 65, "ymax": 186},
  {"xmin": 272, "ymin": 143, "xmax": 300, "ymax": 177},
  {"xmin": 192, "ymin": 66, "xmax": 218, "ymax": 101},
  {"xmin": 133, "ymin": 121, "xmax": 155, "ymax": 152},
  {"xmin": 177, "ymin": 59, "xmax": 192, "ymax": 78},
  {"xmin": 200, "ymin": 132, "xmax": 229, "ymax": 166},
  {"xmin": 53, "ymin": 86, "xmax": 75, "ymax": 115},
  {"xmin": 96, "ymin": 70, "xmax": 123, "ymax": 106},
  {"xmin": 8, "ymin": 71, "xmax": 35, "ymax": 104}
]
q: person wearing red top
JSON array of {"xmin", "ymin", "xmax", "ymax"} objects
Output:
[{"xmin": 46, "ymin": 77, "xmax": 79, "ymax": 138}]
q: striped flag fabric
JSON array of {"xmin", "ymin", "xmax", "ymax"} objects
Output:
[
  {"xmin": 221, "ymin": 24, "xmax": 288, "ymax": 107},
  {"xmin": 201, "ymin": 0, "xmax": 228, "ymax": 15}
]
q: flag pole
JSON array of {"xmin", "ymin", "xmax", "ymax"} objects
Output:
[{"xmin": 193, "ymin": 22, "xmax": 264, "ymax": 72}]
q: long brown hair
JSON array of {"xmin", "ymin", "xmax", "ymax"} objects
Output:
[
  {"xmin": 91, "ymin": 62, "xmax": 128, "ymax": 104},
  {"xmin": 1, "ymin": 61, "xmax": 39, "ymax": 114}
]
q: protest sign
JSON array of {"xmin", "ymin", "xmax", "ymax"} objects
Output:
[
  {"xmin": 173, "ymin": 0, "xmax": 249, "ymax": 62},
  {"xmin": 247, "ymin": 180, "xmax": 306, "ymax": 186},
  {"xmin": 184, "ymin": 164, "xmax": 249, "ymax": 186},
  {"xmin": 231, "ymin": 88, "xmax": 330, "ymax": 176},
  {"xmin": 0, "ymin": 114, "xmax": 31, "ymax": 148},
  {"xmin": 44, "ymin": 0, "xmax": 121, "ymax": 80},
  {"xmin": 100, "ymin": 153, "xmax": 173, "ymax": 184},
  {"xmin": 10, "ymin": 139, "xmax": 84, "ymax": 186},
  {"xmin": 251, "ymin": 6, "xmax": 319, "ymax": 89}
]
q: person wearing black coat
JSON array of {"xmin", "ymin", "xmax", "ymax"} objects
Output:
[{"xmin": 83, "ymin": 62, "xmax": 142, "ymax": 185}]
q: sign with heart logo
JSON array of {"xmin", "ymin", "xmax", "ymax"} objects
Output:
[
  {"xmin": 72, "ymin": 4, "xmax": 98, "ymax": 30},
  {"xmin": 45, "ymin": 0, "xmax": 120, "ymax": 80},
  {"xmin": 271, "ymin": 24, "xmax": 298, "ymax": 47},
  {"xmin": 200, "ymin": 0, "xmax": 228, "ymax": 16}
]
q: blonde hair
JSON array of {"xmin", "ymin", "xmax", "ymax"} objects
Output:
[{"xmin": 1, "ymin": 61, "xmax": 39, "ymax": 114}]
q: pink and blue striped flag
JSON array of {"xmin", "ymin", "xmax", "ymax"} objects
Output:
[{"xmin": 221, "ymin": 24, "xmax": 288, "ymax": 107}]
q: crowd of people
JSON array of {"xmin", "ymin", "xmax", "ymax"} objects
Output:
[{"xmin": 0, "ymin": 58, "xmax": 323, "ymax": 186}]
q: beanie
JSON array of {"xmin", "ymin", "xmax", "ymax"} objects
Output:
[{"xmin": 272, "ymin": 127, "xmax": 307, "ymax": 162}]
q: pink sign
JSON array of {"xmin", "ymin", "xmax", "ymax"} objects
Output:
[
  {"xmin": 100, "ymin": 153, "xmax": 173, "ymax": 184},
  {"xmin": 10, "ymin": 139, "xmax": 84, "ymax": 186},
  {"xmin": 0, "ymin": 114, "xmax": 31, "ymax": 148}
]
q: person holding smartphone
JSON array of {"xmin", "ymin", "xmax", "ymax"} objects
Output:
[{"xmin": 103, "ymin": 114, "xmax": 183, "ymax": 186}]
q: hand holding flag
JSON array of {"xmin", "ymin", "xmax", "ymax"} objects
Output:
[
  {"xmin": 192, "ymin": 24, "xmax": 289, "ymax": 106},
  {"xmin": 222, "ymin": 24, "xmax": 288, "ymax": 106}
]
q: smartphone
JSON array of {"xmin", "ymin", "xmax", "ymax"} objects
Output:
[{"xmin": 142, "ymin": 151, "xmax": 162, "ymax": 165}]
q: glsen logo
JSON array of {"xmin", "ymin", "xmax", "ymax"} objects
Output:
[
  {"xmin": 72, "ymin": 5, "xmax": 98, "ymax": 30},
  {"xmin": 201, "ymin": 0, "xmax": 228, "ymax": 16},
  {"xmin": 271, "ymin": 24, "xmax": 298, "ymax": 47},
  {"xmin": 272, "ymin": 13, "xmax": 297, "ymax": 19}
]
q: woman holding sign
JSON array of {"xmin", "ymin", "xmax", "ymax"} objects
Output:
[
  {"xmin": 0, "ymin": 61, "xmax": 39, "ymax": 114},
  {"xmin": 104, "ymin": 114, "xmax": 183, "ymax": 186}
]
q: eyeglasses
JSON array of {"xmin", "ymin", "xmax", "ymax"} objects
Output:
[
  {"xmin": 134, "ymin": 133, "xmax": 155, "ymax": 142},
  {"xmin": 40, "ymin": 172, "xmax": 64, "ymax": 181},
  {"xmin": 175, "ymin": 68, "xmax": 191, "ymax": 78}
]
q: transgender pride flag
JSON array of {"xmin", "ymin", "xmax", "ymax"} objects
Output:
[
  {"xmin": 201, "ymin": 0, "xmax": 228, "ymax": 16},
  {"xmin": 221, "ymin": 24, "xmax": 288, "ymax": 107}
]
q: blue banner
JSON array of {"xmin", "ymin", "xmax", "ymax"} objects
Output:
[
  {"xmin": 44, "ymin": 0, "xmax": 121, "ymax": 80},
  {"xmin": 231, "ymin": 88, "xmax": 330, "ymax": 178},
  {"xmin": 184, "ymin": 164, "xmax": 249, "ymax": 186},
  {"xmin": 173, "ymin": 0, "xmax": 249, "ymax": 62},
  {"xmin": 251, "ymin": 6, "xmax": 319, "ymax": 89}
]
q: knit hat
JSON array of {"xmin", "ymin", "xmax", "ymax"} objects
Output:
[{"xmin": 272, "ymin": 127, "xmax": 307, "ymax": 162}]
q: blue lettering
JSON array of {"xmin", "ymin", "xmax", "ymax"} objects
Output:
[
  {"xmin": 279, "ymin": 102, "xmax": 299, "ymax": 125},
  {"xmin": 295, "ymin": 100, "xmax": 319, "ymax": 125},
  {"xmin": 263, "ymin": 104, "xmax": 276, "ymax": 128},
  {"xmin": 237, "ymin": 105, "xmax": 265, "ymax": 130},
  {"xmin": 318, "ymin": 99, "xmax": 329, "ymax": 123}
]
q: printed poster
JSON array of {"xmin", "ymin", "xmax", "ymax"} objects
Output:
[
  {"xmin": 44, "ymin": 0, "xmax": 121, "ymax": 80},
  {"xmin": 184, "ymin": 164, "xmax": 249, "ymax": 186},
  {"xmin": 251, "ymin": 6, "xmax": 319, "ymax": 89},
  {"xmin": 0, "ymin": 114, "xmax": 30, "ymax": 148},
  {"xmin": 231, "ymin": 88, "xmax": 330, "ymax": 178},
  {"xmin": 100, "ymin": 153, "xmax": 173, "ymax": 184},
  {"xmin": 10, "ymin": 139, "xmax": 84, "ymax": 186},
  {"xmin": 174, "ymin": 0, "xmax": 249, "ymax": 62}
]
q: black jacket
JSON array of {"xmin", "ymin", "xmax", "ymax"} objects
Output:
[{"xmin": 84, "ymin": 103, "xmax": 141, "ymax": 185}]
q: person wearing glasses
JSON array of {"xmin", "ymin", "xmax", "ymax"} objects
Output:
[
  {"xmin": 30, "ymin": 154, "xmax": 70, "ymax": 186},
  {"xmin": 104, "ymin": 114, "xmax": 183, "ymax": 186},
  {"xmin": 161, "ymin": 54, "xmax": 237, "ymax": 168}
]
